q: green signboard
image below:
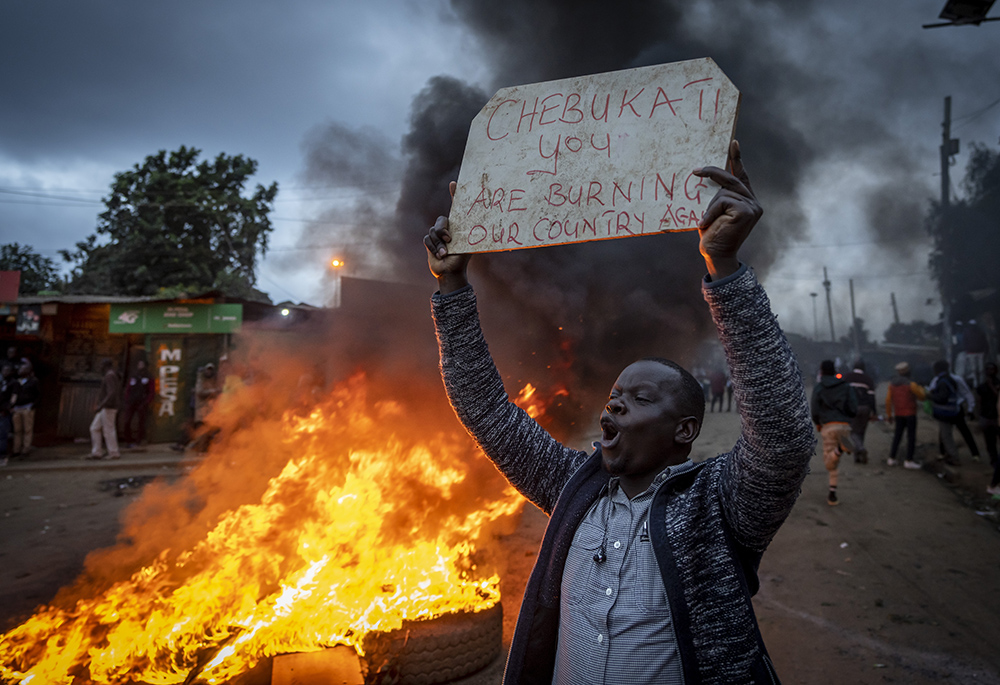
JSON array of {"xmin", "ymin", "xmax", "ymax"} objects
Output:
[{"xmin": 109, "ymin": 303, "xmax": 242, "ymax": 334}]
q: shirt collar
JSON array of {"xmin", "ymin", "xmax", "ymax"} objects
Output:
[{"xmin": 606, "ymin": 459, "xmax": 695, "ymax": 499}]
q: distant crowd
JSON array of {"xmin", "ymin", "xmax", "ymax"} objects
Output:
[
  {"xmin": 696, "ymin": 356, "xmax": 1000, "ymax": 507},
  {"xmin": 809, "ymin": 357, "xmax": 1000, "ymax": 506}
]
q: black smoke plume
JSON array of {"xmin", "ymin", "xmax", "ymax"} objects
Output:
[{"xmin": 298, "ymin": 0, "xmax": 938, "ymax": 439}]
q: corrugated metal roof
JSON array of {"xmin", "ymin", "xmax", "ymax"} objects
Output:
[{"xmin": 16, "ymin": 294, "xmax": 162, "ymax": 305}]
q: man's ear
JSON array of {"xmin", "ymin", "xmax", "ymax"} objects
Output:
[{"xmin": 675, "ymin": 417, "xmax": 701, "ymax": 445}]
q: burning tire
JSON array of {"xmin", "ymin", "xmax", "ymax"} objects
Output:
[{"xmin": 360, "ymin": 603, "xmax": 503, "ymax": 684}]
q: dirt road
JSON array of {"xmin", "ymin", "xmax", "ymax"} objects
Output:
[{"xmin": 2, "ymin": 403, "xmax": 999, "ymax": 684}]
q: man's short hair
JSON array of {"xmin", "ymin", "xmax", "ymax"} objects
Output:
[
  {"xmin": 853, "ymin": 359, "xmax": 866, "ymax": 371},
  {"xmin": 820, "ymin": 359, "xmax": 837, "ymax": 376},
  {"xmin": 933, "ymin": 360, "xmax": 949, "ymax": 375},
  {"xmin": 641, "ymin": 357, "xmax": 706, "ymax": 424}
]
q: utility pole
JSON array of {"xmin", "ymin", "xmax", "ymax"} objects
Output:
[
  {"xmin": 810, "ymin": 292, "xmax": 819, "ymax": 340},
  {"xmin": 891, "ymin": 292, "xmax": 900, "ymax": 325},
  {"xmin": 849, "ymin": 279, "xmax": 861, "ymax": 358},
  {"xmin": 940, "ymin": 96, "xmax": 960, "ymax": 364},
  {"xmin": 823, "ymin": 267, "xmax": 835, "ymax": 343}
]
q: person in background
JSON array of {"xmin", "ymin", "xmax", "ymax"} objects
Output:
[
  {"xmin": 812, "ymin": 359, "xmax": 857, "ymax": 505},
  {"xmin": 10, "ymin": 359, "xmax": 39, "ymax": 458},
  {"xmin": 0, "ymin": 362, "xmax": 15, "ymax": 465},
  {"xmin": 188, "ymin": 363, "xmax": 222, "ymax": 453},
  {"xmin": 87, "ymin": 359, "xmax": 121, "ymax": 460},
  {"xmin": 885, "ymin": 362, "xmax": 926, "ymax": 469},
  {"xmin": 5, "ymin": 346, "xmax": 19, "ymax": 370},
  {"xmin": 121, "ymin": 359, "xmax": 154, "ymax": 448},
  {"xmin": 950, "ymin": 366, "xmax": 981, "ymax": 463},
  {"xmin": 928, "ymin": 360, "xmax": 979, "ymax": 466},
  {"xmin": 843, "ymin": 359, "xmax": 876, "ymax": 464},
  {"xmin": 976, "ymin": 363, "xmax": 1000, "ymax": 496},
  {"xmin": 709, "ymin": 369, "xmax": 727, "ymax": 413}
]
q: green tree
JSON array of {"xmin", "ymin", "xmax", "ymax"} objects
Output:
[
  {"xmin": 0, "ymin": 242, "xmax": 60, "ymax": 294},
  {"xmin": 61, "ymin": 146, "xmax": 278, "ymax": 300},
  {"xmin": 928, "ymin": 143, "xmax": 1000, "ymax": 320}
]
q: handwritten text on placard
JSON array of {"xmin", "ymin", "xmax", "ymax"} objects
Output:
[{"xmin": 448, "ymin": 58, "xmax": 740, "ymax": 253}]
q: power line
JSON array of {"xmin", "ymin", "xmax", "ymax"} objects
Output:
[
  {"xmin": 953, "ymin": 95, "xmax": 1000, "ymax": 131},
  {"xmin": 765, "ymin": 270, "xmax": 932, "ymax": 282},
  {"xmin": 0, "ymin": 188, "xmax": 103, "ymax": 204}
]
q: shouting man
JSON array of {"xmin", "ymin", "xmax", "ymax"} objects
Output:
[{"xmin": 426, "ymin": 142, "xmax": 814, "ymax": 684}]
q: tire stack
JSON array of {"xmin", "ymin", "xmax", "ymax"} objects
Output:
[{"xmin": 360, "ymin": 603, "xmax": 503, "ymax": 684}]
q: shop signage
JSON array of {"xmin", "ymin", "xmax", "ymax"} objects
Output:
[{"xmin": 109, "ymin": 303, "xmax": 242, "ymax": 334}]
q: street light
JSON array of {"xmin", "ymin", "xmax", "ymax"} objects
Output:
[
  {"xmin": 329, "ymin": 257, "xmax": 344, "ymax": 307},
  {"xmin": 810, "ymin": 292, "xmax": 819, "ymax": 340}
]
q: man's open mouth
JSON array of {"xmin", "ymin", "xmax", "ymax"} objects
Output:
[{"xmin": 600, "ymin": 417, "xmax": 620, "ymax": 449}]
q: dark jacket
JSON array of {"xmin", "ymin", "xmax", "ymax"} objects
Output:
[
  {"xmin": 11, "ymin": 375, "xmax": 40, "ymax": 409},
  {"xmin": 811, "ymin": 376, "xmax": 857, "ymax": 426},
  {"xmin": 843, "ymin": 369, "xmax": 876, "ymax": 409},
  {"xmin": 432, "ymin": 265, "xmax": 814, "ymax": 684},
  {"xmin": 96, "ymin": 370, "xmax": 121, "ymax": 411}
]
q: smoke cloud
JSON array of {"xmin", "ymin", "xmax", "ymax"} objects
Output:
[{"xmin": 297, "ymin": 0, "xmax": 951, "ymax": 436}]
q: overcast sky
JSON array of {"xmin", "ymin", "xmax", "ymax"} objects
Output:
[{"xmin": 1, "ymin": 0, "xmax": 998, "ymax": 343}]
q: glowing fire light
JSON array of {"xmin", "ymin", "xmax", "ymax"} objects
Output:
[
  {"xmin": 0, "ymin": 373, "xmax": 525, "ymax": 685},
  {"xmin": 515, "ymin": 382, "xmax": 569, "ymax": 422},
  {"xmin": 330, "ymin": 259, "xmax": 344, "ymax": 268}
]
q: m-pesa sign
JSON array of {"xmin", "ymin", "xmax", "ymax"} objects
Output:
[{"xmin": 447, "ymin": 58, "xmax": 740, "ymax": 253}]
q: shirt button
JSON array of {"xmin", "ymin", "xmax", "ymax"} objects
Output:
[
  {"xmin": 606, "ymin": 588, "xmax": 612, "ymax": 596},
  {"xmin": 614, "ymin": 540, "xmax": 621, "ymax": 549},
  {"xmin": 597, "ymin": 634, "xmax": 604, "ymax": 644}
]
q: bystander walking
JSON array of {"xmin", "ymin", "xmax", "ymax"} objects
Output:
[
  {"xmin": 812, "ymin": 359, "xmax": 857, "ymax": 505},
  {"xmin": 843, "ymin": 359, "xmax": 875, "ymax": 463},
  {"xmin": 885, "ymin": 362, "xmax": 926, "ymax": 469},
  {"xmin": 87, "ymin": 359, "xmax": 121, "ymax": 460}
]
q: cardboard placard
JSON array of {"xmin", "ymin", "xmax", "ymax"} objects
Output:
[{"xmin": 448, "ymin": 58, "xmax": 740, "ymax": 253}]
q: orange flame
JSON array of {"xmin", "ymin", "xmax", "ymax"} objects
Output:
[
  {"xmin": 0, "ymin": 373, "xmax": 524, "ymax": 684},
  {"xmin": 514, "ymin": 382, "xmax": 570, "ymax": 424}
]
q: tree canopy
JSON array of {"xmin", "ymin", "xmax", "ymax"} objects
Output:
[
  {"xmin": 61, "ymin": 146, "xmax": 278, "ymax": 301},
  {"xmin": 0, "ymin": 243, "xmax": 60, "ymax": 294},
  {"xmin": 928, "ymin": 143, "xmax": 1000, "ymax": 320}
]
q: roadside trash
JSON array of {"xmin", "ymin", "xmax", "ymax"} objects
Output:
[
  {"xmin": 98, "ymin": 476, "xmax": 157, "ymax": 497},
  {"xmin": 839, "ymin": 542, "xmax": 849, "ymax": 548}
]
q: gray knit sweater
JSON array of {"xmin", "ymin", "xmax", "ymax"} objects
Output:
[{"xmin": 432, "ymin": 265, "xmax": 815, "ymax": 685}]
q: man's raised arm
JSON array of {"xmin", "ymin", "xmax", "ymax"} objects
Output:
[
  {"xmin": 695, "ymin": 141, "xmax": 816, "ymax": 551},
  {"xmin": 425, "ymin": 185, "xmax": 588, "ymax": 513}
]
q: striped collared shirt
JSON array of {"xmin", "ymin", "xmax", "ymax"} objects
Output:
[{"xmin": 553, "ymin": 460, "xmax": 697, "ymax": 685}]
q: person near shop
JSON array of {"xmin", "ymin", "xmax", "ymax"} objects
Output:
[
  {"xmin": 121, "ymin": 359, "xmax": 155, "ymax": 447},
  {"xmin": 88, "ymin": 359, "xmax": 121, "ymax": 460},
  {"xmin": 0, "ymin": 362, "xmax": 15, "ymax": 464},
  {"xmin": 10, "ymin": 359, "xmax": 40, "ymax": 458}
]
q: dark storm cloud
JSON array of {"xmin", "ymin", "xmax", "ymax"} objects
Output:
[{"xmin": 0, "ymin": 1, "xmax": 384, "ymax": 162}]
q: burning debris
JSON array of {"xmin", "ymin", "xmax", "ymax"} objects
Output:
[
  {"xmin": 98, "ymin": 476, "xmax": 159, "ymax": 498},
  {"xmin": 0, "ymin": 363, "xmax": 526, "ymax": 684}
]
